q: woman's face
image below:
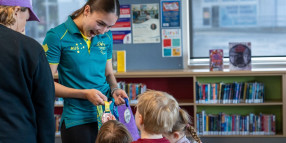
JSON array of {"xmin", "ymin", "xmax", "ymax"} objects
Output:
[
  {"xmin": 83, "ymin": 8, "xmax": 118, "ymax": 37},
  {"xmin": 13, "ymin": 7, "xmax": 30, "ymax": 33}
]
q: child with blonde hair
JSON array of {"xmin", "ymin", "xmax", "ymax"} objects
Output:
[
  {"xmin": 132, "ymin": 90, "xmax": 179, "ymax": 143},
  {"xmin": 163, "ymin": 108, "xmax": 202, "ymax": 143},
  {"xmin": 95, "ymin": 120, "xmax": 133, "ymax": 143}
]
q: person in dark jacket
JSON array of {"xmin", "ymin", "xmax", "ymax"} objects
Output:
[{"xmin": 0, "ymin": 0, "xmax": 55, "ymax": 143}]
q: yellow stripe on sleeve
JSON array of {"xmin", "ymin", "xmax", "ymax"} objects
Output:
[
  {"xmin": 105, "ymin": 33, "xmax": 111, "ymax": 40},
  {"xmin": 60, "ymin": 29, "xmax": 68, "ymax": 40},
  {"xmin": 49, "ymin": 63, "xmax": 59, "ymax": 65}
]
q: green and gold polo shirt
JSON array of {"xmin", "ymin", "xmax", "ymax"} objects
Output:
[{"xmin": 43, "ymin": 16, "xmax": 113, "ymax": 128}]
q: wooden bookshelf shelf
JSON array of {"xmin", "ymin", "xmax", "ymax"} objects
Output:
[{"xmin": 54, "ymin": 104, "xmax": 63, "ymax": 107}]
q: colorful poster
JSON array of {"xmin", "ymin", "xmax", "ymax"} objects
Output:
[
  {"xmin": 132, "ymin": 4, "xmax": 160, "ymax": 44},
  {"xmin": 111, "ymin": 5, "xmax": 132, "ymax": 44},
  {"xmin": 162, "ymin": 29, "xmax": 182, "ymax": 57},
  {"xmin": 161, "ymin": 0, "xmax": 180, "ymax": 28}
]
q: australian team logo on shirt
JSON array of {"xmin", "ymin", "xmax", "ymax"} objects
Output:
[
  {"xmin": 70, "ymin": 43, "xmax": 82, "ymax": 53},
  {"xmin": 97, "ymin": 41, "xmax": 106, "ymax": 55},
  {"xmin": 42, "ymin": 44, "xmax": 49, "ymax": 53}
]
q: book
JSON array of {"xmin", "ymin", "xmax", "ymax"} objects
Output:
[
  {"xmin": 229, "ymin": 42, "xmax": 251, "ymax": 71},
  {"xmin": 209, "ymin": 49, "xmax": 223, "ymax": 71},
  {"xmin": 112, "ymin": 50, "xmax": 118, "ymax": 72},
  {"xmin": 112, "ymin": 50, "xmax": 126, "ymax": 72}
]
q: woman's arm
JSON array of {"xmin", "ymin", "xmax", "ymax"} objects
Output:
[
  {"xmin": 50, "ymin": 64, "xmax": 107, "ymax": 105},
  {"xmin": 105, "ymin": 60, "xmax": 128, "ymax": 105}
]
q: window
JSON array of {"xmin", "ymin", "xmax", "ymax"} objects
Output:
[
  {"xmin": 25, "ymin": 0, "xmax": 86, "ymax": 44},
  {"xmin": 190, "ymin": 0, "xmax": 286, "ymax": 60}
]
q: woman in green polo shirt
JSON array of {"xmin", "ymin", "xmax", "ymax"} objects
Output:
[{"xmin": 43, "ymin": 0, "xmax": 128, "ymax": 143}]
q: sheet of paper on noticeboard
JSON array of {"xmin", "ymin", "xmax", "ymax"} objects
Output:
[
  {"xmin": 132, "ymin": 3, "xmax": 160, "ymax": 44},
  {"xmin": 162, "ymin": 29, "xmax": 182, "ymax": 57},
  {"xmin": 161, "ymin": 0, "xmax": 181, "ymax": 28}
]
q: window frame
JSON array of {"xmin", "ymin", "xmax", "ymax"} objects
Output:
[{"xmin": 184, "ymin": 0, "xmax": 286, "ymax": 70}]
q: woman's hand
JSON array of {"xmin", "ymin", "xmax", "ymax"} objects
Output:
[
  {"xmin": 112, "ymin": 89, "xmax": 128, "ymax": 105},
  {"xmin": 84, "ymin": 89, "xmax": 107, "ymax": 105}
]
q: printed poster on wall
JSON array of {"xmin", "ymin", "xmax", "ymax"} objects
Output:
[
  {"xmin": 111, "ymin": 5, "xmax": 132, "ymax": 44},
  {"xmin": 162, "ymin": 29, "xmax": 182, "ymax": 57},
  {"xmin": 161, "ymin": 0, "xmax": 180, "ymax": 28},
  {"xmin": 132, "ymin": 3, "xmax": 160, "ymax": 44}
]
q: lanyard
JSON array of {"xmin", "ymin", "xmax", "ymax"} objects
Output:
[{"xmin": 104, "ymin": 101, "xmax": 110, "ymax": 113}]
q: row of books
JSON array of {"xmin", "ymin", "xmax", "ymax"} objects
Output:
[
  {"xmin": 196, "ymin": 111, "xmax": 276, "ymax": 135},
  {"xmin": 195, "ymin": 82, "xmax": 265, "ymax": 104},
  {"xmin": 54, "ymin": 114, "xmax": 61, "ymax": 136},
  {"xmin": 118, "ymin": 82, "xmax": 147, "ymax": 104}
]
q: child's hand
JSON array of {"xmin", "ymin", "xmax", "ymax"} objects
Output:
[
  {"xmin": 102, "ymin": 113, "xmax": 116, "ymax": 124},
  {"xmin": 107, "ymin": 114, "xmax": 116, "ymax": 121}
]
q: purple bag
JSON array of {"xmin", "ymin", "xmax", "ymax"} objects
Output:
[{"xmin": 117, "ymin": 105, "xmax": 140, "ymax": 141}]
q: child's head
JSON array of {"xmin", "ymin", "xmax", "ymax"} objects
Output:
[
  {"xmin": 135, "ymin": 90, "xmax": 179, "ymax": 134},
  {"xmin": 163, "ymin": 109, "xmax": 201, "ymax": 143},
  {"xmin": 95, "ymin": 120, "xmax": 132, "ymax": 143}
]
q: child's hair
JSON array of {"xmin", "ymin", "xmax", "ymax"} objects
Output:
[
  {"xmin": 171, "ymin": 108, "xmax": 201, "ymax": 143},
  {"xmin": 95, "ymin": 120, "xmax": 132, "ymax": 143},
  {"xmin": 136, "ymin": 90, "xmax": 179, "ymax": 134}
]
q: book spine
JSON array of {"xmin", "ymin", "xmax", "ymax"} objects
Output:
[
  {"xmin": 199, "ymin": 112, "xmax": 203, "ymax": 135},
  {"xmin": 196, "ymin": 82, "xmax": 199, "ymax": 103},
  {"xmin": 197, "ymin": 113, "xmax": 200, "ymax": 134},
  {"xmin": 271, "ymin": 115, "xmax": 276, "ymax": 135},
  {"xmin": 116, "ymin": 50, "xmax": 126, "ymax": 72},
  {"xmin": 202, "ymin": 84, "xmax": 206, "ymax": 104}
]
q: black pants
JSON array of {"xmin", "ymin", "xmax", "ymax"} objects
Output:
[{"xmin": 61, "ymin": 121, "xmax": 98, "ymax": 143}]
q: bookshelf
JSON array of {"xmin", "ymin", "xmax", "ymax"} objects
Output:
[
  {"xmin": 114, "ymin": 69, "xmax": 286, "ymax": 137},
  {"xmin": 53, "ymin": 69, "xmax": 286, "ymax": 138}
]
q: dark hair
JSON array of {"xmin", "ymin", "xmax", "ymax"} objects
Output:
[
  {"xmin": 95, "ymin": 120, "xmax": 132, "ymax": 143},
  {"xmin": 71, "ymin": 0, "xmax": 120, "ymax": 18},
  {"xmin": 171, "ymin": 109, "xmax": 202, "ymax": 143}
]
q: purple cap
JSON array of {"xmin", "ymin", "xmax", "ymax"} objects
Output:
[{"xmin": 0, "ymin": 0, "xmax": 40, "ymax": 22}]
